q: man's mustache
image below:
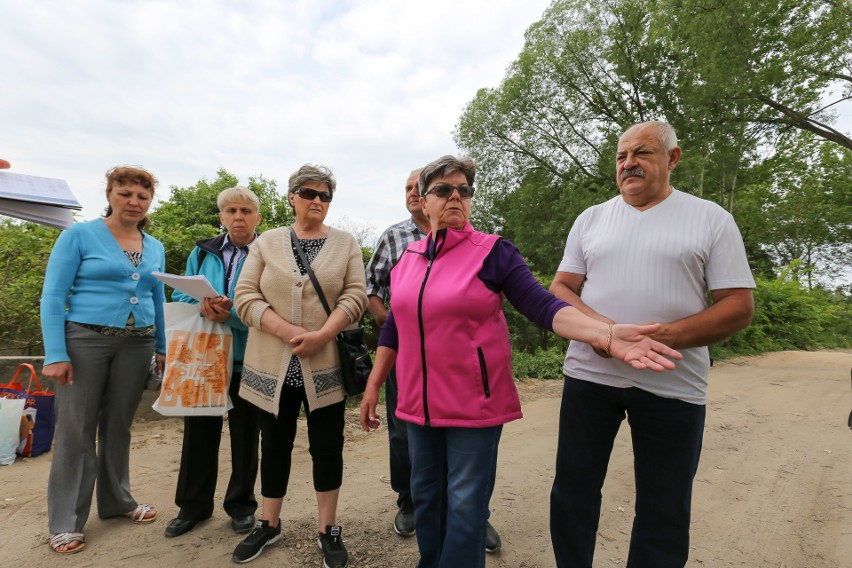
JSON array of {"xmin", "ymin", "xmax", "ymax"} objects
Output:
[{"xmin": 621, "ymin": 167, "xmax": 645, "ymax": 180}]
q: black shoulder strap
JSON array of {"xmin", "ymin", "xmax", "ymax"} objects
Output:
[
  {"xmin": 290, "ymin": 227, "xmax": 333, "ymax": 316},
  {"xmin": 197, "ymin": 248, "xmax": 209, "ymax": 267}
]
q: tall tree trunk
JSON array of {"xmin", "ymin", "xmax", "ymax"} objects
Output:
[{"xmin": 727, "ymin": 168, "xmax": 738, "ymax": 212}]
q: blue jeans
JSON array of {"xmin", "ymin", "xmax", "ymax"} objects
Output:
[
  {"xmin": 408, "ymin": 423, "xmax": 502, "ymax": 568},
  {"xmin": 385, "ymin": 365, "xmax": 412, "ymax": 507},
  {"xmin": 550, "ymin": 376, "xmax": 705, "ymax": 568}
]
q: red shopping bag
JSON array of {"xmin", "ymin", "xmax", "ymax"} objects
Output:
[{"xmin": 0, "ymin": 363, "xmax": 56, "ymax": 457}]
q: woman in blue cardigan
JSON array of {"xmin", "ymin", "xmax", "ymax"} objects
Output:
[{"xmin": 40, "ymin": 166, "xmax": 167, "ymax": 554}]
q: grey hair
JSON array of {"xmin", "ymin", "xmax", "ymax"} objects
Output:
[
  {"xmin": 288, "ymin": 164, "xmax": 336, "ymax": 195},
  {"xmin": 418, "ymin": 156, "xmax": 475, "ymax": 196},
  {"xmin": 217, "ymin": 185, "xmax": 260, "ymax": 211},
  {"xmin": 622, "ymin": 121, "xmax": 679, "ymax": 152}
]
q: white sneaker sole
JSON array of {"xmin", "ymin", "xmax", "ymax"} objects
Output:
[
  {"xmin": 317, "ymin": 538, "xmax": 348, "ymax": 568},
  {"xmin": 232, "ymin": 534, "xmax": 281, "ymax": 564},
  {"xmin": 393, "ymin": 523, "xmax": 415, "ymax": 537}
]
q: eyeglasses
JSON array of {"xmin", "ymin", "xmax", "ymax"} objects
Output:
[
  {"xmin": 293, "ymin": 187, "xmax": 333, "ymax": 203},
  {"xmin": 422, "ymin": 184, "xmax": 475, "ymax": 198}
]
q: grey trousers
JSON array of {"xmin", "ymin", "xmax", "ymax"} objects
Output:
[{"xmin": 48, "ymin": 322, "xmax": 153, "ymax": 533}]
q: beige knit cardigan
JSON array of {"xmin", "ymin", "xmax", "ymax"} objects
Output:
[{"xmin": 234, "ymin": 226, "xmax": 368, "ymax": 415}]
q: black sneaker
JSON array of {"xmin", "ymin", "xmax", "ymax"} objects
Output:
[
  {"xmin": 232, "ymin": 519, "xmax": 281, "ymax": 563},
  {"xmin": 393, "ymin": 500, "xmax": 415, "ymax": 537},
  {"xmin": 485, "ymin": 521, "xmax": 502, "ymax": 553},
  {"xmin": 317, "ymin": 525, "xmax": 348, "ymax": 568}
]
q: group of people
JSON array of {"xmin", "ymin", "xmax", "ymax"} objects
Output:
[{"xmin": 37, "ymin": 120, "xmax": 754, "ymax": 568}]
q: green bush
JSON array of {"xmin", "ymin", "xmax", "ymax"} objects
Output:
[
  {"xmin": 713, "ymin": 270, "xmax": 851, "ymax": 359},
  {"xmin": 512, "ymin": 346, "xmax": 566, "ymax": 379},
  {"xmin": 509, "ymin": 266, "xmax": 852, "ymax": 369},
  {"xmin": 344, "ymin": 375, "xmax": 385, "ymax": 409},
  {"xmin": 0, "ymin": 220, "xmax": 59, "ymax": 355}
]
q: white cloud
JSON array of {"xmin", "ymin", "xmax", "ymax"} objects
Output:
[{"xmin": 1, "ymin": 1, "xmax": 554, "ymax": 235}]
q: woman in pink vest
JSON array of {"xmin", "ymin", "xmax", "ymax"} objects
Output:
[{"xmin": 359, "ymin": 155, "xmax": 681, "ymax": 568}]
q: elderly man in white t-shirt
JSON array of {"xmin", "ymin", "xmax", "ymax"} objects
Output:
[{"xmin": 548, "ymin": 121, "xmax": 755, "ymax": 568}]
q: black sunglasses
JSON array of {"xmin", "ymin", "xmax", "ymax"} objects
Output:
[
  {"xmin": 423, "ymin": 183, "xmax": 475, "ymax": 199},
  {"xmin": 293, "ymin": 187, "xmax": 333, "ymax": 203}
]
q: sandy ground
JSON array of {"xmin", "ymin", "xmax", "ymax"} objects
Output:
[{"xmin": 1, "ymin": 350, "xmax": 850, "ymax": 568}]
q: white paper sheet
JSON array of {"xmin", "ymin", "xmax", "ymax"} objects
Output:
[{"xmin": 153, "ymin": 272, "xmax": 219, "ymax": 301}]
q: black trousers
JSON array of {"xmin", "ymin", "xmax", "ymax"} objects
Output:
[
  {"xmin": 259, "ymin": 385, "xmax": 345, "ymax": 497},
  {"xmin": 174, "ymin": 371, "xmax": 260, "ymax": 521},
  {"xmin": 550, "ymin": 376, "xmax": 705, "ymax": 568}
]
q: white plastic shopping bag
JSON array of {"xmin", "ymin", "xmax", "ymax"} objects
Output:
[
  {"xmin": 153, "ymin": 302, "xmax": 234, "ymax": 416},
  {"xmin": 0, "ymin": 397, "xmax": 26, "ymax": 465}
]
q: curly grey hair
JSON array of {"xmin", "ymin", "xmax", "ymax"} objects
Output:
[
  {"xmin": 288, "ymin": 164, "xmax": 337, "ymax": 195},
  {"xmin": 418, "ymin": 155, "xmax": 475, "ymax": 196}
]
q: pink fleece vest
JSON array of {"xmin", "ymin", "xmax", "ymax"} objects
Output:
[{"xmin": 389, "ymin": 223, "xmax": 523, "ymax": 428}]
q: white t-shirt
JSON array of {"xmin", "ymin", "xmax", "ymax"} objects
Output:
[{"xmin": 557, "ymin": 189, "xmax": 755, "ymax": 404}]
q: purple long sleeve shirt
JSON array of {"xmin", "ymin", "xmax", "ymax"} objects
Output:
[{"xmin": 379, "ymin": 238, "xmax": 570, "ymax": 350}]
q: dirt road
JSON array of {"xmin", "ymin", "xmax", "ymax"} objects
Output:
[{"xmin": 1, "ymin": 350, "xmax": 850, "ymax": 567}]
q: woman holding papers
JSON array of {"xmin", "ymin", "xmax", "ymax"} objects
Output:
[
  {"xmin": 164, "ymin": 185, "xmax": 262, "ymax": 539},
  {"xmin": 233, "ymin": 164, "xmax": 367, "ymax": 566},
  {"xmin": 40, "ymin": 166, "xmax": 166, "ymax": 554}
]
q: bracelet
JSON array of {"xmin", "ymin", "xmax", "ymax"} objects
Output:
[{"xmin": 604, "ymin": 324, "xmax": 613, "ymax": 356}]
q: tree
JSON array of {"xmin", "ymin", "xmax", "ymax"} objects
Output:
[
  {"xmin": 659, "ymin": 0, "xmax": 852, "ymax": 149},
  {"xmin": 0, "ymin": 219, "xmax": 60, "ymax": 354},
  {"xmin": 456, "ymin": 0, "xmax": 850, "ymax": 277},
  {"xmin": 0, "ymin": 170, "xmax": 293, "ymax": 355},
  {"xmin": 457, "ymin": 0, "xmax": 762, "ymax": 231},
  {"xmin": 147, "ymin": 168, "xmax": 293, "ymax": 275},
  {"xmin": 332, "ymin": 215, "xmax": 379, "ymax": 265},
  {"xmin": 457, "ymin": 0, "xmax": 651, "ymax": 231},
  {"xmin": 753, "ymin": 133, "xmax": 852, "ymax": 286}
]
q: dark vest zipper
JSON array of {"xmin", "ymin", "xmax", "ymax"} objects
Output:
[
  {"xmin": 417, "ymin": 257, "xmax": 435, "ymax": 426},
  {"xmin": 477, "ymin": 346, "xmax": 491, "ymax": 398},
  {"xmin": 416, "ymin": 230, "xmax": 446, "ymax": 427}
]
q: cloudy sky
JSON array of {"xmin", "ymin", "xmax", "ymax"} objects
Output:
[
  {"xmin": 2, "ymin": 1, "xmax": 850, "ymax": 243},
  {"xmin": 1, "ymin": 0, "xmax": 554, "ymax": 237}
]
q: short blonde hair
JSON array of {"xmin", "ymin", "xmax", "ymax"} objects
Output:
[{"xmin": 217, "ymin": 185, "xmax": 260, "ymax": 212}]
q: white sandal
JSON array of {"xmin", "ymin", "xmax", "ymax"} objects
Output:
[
  {"xmin": 49, "ymin": 532, "xmax": 85, "ymax": 554},
  {"xmin": 124, "ymin": 503, "xmax": 157, "ymax": 523}
]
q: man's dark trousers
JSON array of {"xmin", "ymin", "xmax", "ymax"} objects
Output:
[
  {"xmin": 386, "ymin": 365, "xmax": 413, "ymax": 507},
  {"xmin": 550, "ymin": 376, "xmax": 705, "ymax": 568}
]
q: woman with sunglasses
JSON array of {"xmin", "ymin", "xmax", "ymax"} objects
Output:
[
  {"xmin": 233, "ymin": 164, "xmax": 367, "ymax": 567},
  {"xmin": 359, "ymin": 155, "xmax": 682, "ymax": 568}
]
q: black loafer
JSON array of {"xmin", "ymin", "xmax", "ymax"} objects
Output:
[
  {"xmin": 485, "ymin": 521, "xmax": 502, "ymax": 553},
  {"xmin": 231, "ymin": 514, "xmax": 256, "ymax": 534},
  {"xmin": 164, "ymin": 517, "xmax": 200, "ymax": 538},
  {"xmin": 393, "ymin": 501, "xmax": 415, "ymax": 537}
]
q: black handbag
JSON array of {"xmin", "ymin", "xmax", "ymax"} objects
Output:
[{"xmin": 290, "ymin": 228, "xmax": 372, "ymax": 396}]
